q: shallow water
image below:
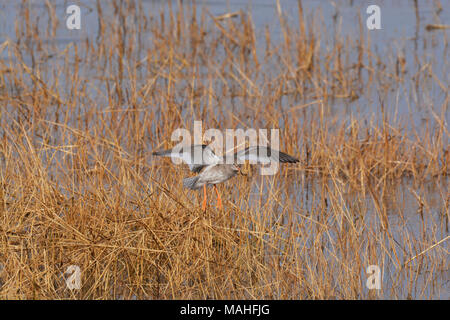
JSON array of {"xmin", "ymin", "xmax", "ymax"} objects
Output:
[
  {"xmin": 1, "ymin": 0, "xmax": 448, "ymax": 127},
  {"xmin": 241, "ymin": 174, "xmax": 449, "ymax": 299}
]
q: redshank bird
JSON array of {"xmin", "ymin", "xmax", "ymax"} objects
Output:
[{"xmin": 152, "ymin": 144, "xmax": 298, "ymax": 211}]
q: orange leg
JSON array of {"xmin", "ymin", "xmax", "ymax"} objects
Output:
[
  {"xmin": 214, "ymin": 185, "xmax": 223, "ymax": 210},
  {"xmin": 202, "ymin": 185, "xmax": 207, "ymax": 212}
]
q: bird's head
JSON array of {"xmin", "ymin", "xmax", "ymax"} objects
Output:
[{"xmin": 232, "ymin": 164, "xmax": 246, "ymax": 176}]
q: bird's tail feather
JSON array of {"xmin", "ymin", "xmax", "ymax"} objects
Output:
[
  {"xmin": 183, "ymin": 176, "xmax": 201, "ymax": 190},
  {"xmin": 152, "ymin": 149, "xmax": 172, "ymax": 156}
]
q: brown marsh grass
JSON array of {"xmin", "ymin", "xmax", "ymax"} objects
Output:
[{"xmin": 0, "ymin": 0, "xmax": 448, "ymax": 299}]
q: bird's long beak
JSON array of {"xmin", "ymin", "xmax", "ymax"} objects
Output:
[{"xmin": 238, "ymin": 166, "xmax": 247, "ymax": 176}]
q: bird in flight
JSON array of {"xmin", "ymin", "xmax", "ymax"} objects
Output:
[{"xmin": 152, "ymin": 144, "xmax": 299, "ymax": 211}]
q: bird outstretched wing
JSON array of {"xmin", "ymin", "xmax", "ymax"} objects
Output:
[
  {"xmin": 152, "ymin": 144, "xmax": 222, "ymax": 173},
  {"xmin": 232, "ymin": 146, "xmax": 299, "ymax": 164}
]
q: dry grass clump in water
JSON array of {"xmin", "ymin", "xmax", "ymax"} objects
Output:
[{"xmin": 0, "ymin": 1, "xmax": 448, "ymax": 299}]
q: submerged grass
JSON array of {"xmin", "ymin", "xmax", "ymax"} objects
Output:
[{"xmin": 0, "ymin": 1, "xmax": 448, "ymax": 299}]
